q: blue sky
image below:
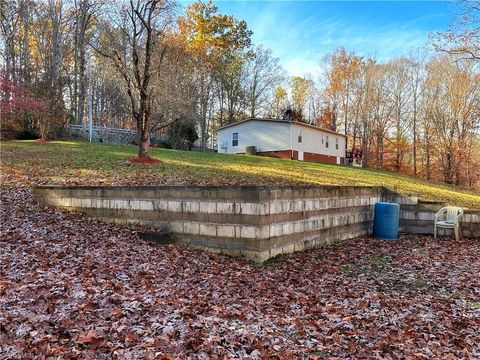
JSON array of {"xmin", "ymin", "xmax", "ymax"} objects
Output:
[{"xmin": 206, "ymin": 1, "xmax": 457, "ymax": 77}]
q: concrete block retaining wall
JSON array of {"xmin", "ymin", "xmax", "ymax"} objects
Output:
[
  {"xmin": 397, "ymin": 204, "xmax": 480, "ymax": 238},
  {"xmin": 32, "ymin": 185, "xmax": 479, "ymax": 262},
  {"xmin": 383, "ymin": 190, "xmax": 480, "ymax": 238},
  {"xmin": 33, "ymin": 185, "xmax": 382, "ymax": 262}
]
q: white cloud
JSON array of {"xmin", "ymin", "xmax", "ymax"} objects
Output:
[
  {"xmin": 282, "ymin": 58, "xmax": 322, "ymax": 78},
  {"xmin": 215, "ymin": 1, "xmax": 447, "ymax": 77},
  {"xmin": 272, "ymin": 19, "xmax": 433, "ymax": 77}
]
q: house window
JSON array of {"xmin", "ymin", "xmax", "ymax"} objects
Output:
[
  {"xmin": 232, "ymin": 133, "xmax": 238, "ymax": 147},
  {"xmin": 335, "ymin": 137, "xmax": 339, "ymax": 150},
  {"xmin": 321, "ymin": 135, "xmax": 324, "ymax": 144},
  {"xmin": 298, "ymin": 128, "xmax": 303, "ymax": 143},
  {"xmin": 326, "ymin": 135, "xmax": 329, "ymax": 148}
]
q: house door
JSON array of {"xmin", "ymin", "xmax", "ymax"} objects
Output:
[{"xmin": 298, "ymin": 151, "xmax": 304, "ymax": 161}]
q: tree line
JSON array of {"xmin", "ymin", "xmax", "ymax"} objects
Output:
[
  {"xmin": 311, "ymin": 49, "xmax": 479, "ymax": 188},
  {"xmin": 1, "ymin": 0, "xmax": 479, "ymax": 188}
]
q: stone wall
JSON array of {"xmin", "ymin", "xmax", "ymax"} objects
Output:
[
  {"xmin": 33, "ymin": 185, "xmax": 382, "ymax": 262},
  {"xmin": 32, "ymin": 185, "xmax": 480, "ymax": 262}
]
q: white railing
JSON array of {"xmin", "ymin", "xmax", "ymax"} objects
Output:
[{"xmin": 66, "ymin": 124, "xmax": 138, "ymax": 134}]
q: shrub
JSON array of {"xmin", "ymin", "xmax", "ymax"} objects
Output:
[
  {"xmin": 16, "ymin": 129, "xmax": 40, "ymax": 140},
  {"xmin": 158, "ymin": 140, "xmax": 172, "ymax": 149},
  {"xmin": 167, "ymin": 119, "xmax": 199, "ymax": 150}
]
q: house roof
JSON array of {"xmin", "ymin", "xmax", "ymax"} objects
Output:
[{"xmin": 217, "ymin": 118, "xmax": 348, "ymax": 138}]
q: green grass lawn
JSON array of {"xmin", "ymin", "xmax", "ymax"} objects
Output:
[{"xmin": 1, "ymin": 140, "xmax": 479, "ymax": 208}]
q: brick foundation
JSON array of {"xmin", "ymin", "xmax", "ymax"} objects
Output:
[{"xmin": 257, "ymin": 150, "xmax": 343, "ymax": 165}]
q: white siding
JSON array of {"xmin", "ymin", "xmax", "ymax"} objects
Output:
[
  {"xmin": 292, "ymin": 123, "xmax": 346, "ymax": 158},
  {"xmin": 218, "ymin": 120, "xmax": 290, "ymax": 154},
  {"xmin": 217, "ymin": 120, "xmax": 347, "ymax": 159}
]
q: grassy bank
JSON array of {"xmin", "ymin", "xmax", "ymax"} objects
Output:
[{"xmin": 1, "ymin": 140, "xmax": 479, "ymax": 208}]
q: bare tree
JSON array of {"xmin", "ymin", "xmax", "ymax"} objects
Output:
[
  {"xmin": 385, "ymin": 58, "xmax": 412, "ymax": 172},
  {"xmin": 433, "ymin": 0, "xmax": 480, "ymax": 61},
  {"xmin": 372, "ymin": 64, "xmax": 394, "ymax": 169},
  {"xmin": 424, "ymin": 56, "xmax": 480, "ymax": 184},
  {"xmin": 214, "ymin": 50, "xmax": 247, "ymax": 125},
  {"xmin": 94, "ymin": 0, "xmax": 175, "ymax": 158},
  {"xmin": 244, "ymin": 45, "xmax": 283, "ymax": 118},
  {"xmin": 406, "ymin": 53, "xmax": 426, "ymax": 177},
  {"xmin": 0, "ymin": 0, "xmax": 21, "ymax": 85},
  {"xmin": 73, "ymin": 0, "xmax": 100, "ymax": 127}
]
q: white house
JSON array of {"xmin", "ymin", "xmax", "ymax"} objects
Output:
[{"xmin": 217, "ymin": 118, "xmax": 347, "ymax": 164}]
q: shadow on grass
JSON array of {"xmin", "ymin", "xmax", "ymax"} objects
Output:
[{"xmin": 3, "ymin": 140, "xmax": 480, "ymax": 207}]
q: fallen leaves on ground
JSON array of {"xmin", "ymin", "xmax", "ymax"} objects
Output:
[
  {"xmin": 1, "ymin": 186, "xmax": 479, "ymax": 358},
  {"xmin": 127, "ymin": 157, "xmax": 162, "ymax": 164}
]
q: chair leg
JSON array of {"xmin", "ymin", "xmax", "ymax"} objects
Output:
[
  {"xmin": 434, "ymin": 225, "xmax": 437, "ymax": 239},
  {"xmin": 454, "ymin": 226, "xmax": 459, "ymax": 241}
]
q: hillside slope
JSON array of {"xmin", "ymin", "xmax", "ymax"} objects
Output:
[{"xmin": 1, "ymin": 140, "xmax": 479, "ymax": 208}]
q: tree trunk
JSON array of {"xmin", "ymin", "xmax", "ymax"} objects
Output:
[
  {"xmin": 425, "ymin": 137, "xmax": 431, "ymax": 180},
  {"xmin": 138, "ymin": 128, "xmax": 150, "ymax": 158},
  {"xmin": 395, "ymin": 106, "xmax": 401, "ymax": 172},
  {"xmin": 137, "ymin": 90, "xmax": 152, "ymax": 158},
  {"xmin": 412, "ymin": 95, "xmax": 418, "ymax": 177},
  {"xmin": 352, "ymin": 127, "xmax": 357, "ymax": 149},
  {"xmin": 199, "ymin": 73, "xmax": 210, "ymax": 151},
  {"xmin": 21, "ymin": 5, "xmax": 30, "ymax": 83},
  {"xmin": 375, "ymin": 130, "xmax": 383, "ymax": 169},
  {"xmin": 344, "ymin": 83, "xmax": 349, "ymax": 136},
  {"xmin": 249, "ymin": 83, "xmax": 256, "ymax": 118},
  {"xmin": 361, "ymin": 119, "xmax": 369, "ymax": 167},
  {"xmin": 331, "ymin": 103, "xmax": 337, "ymax": 132},
  {"xmin": 50, "ymin": 2, "xmax": 62, "ymax": 100},
  {"xmin": 444, "ymin": 150, "xmax": 453, "ymax": 184},
  {"xmin": 78, "ymin": 41, "xmax": 87, "ymax": 127}
]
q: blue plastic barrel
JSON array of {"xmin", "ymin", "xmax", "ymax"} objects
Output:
[{"xmin": 373, "ymin": 202, "xmax": 400, "ymax": 240}]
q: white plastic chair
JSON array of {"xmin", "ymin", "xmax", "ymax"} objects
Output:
[{"xmin": 434, "ymin": 206, "xmax": 464, "ymax": 240}]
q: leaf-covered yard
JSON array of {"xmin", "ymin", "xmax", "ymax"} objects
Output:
[
  {"xmin": 1, "ymin": 140, "xmax": 479, "ymax": 358},
  {"xmin": 1, "ymin": 140, "xmax": 479, "ymax": 208},
  {"xmin": 1, "ymin": 186, "xmax": 479, "ymax": 358}
]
